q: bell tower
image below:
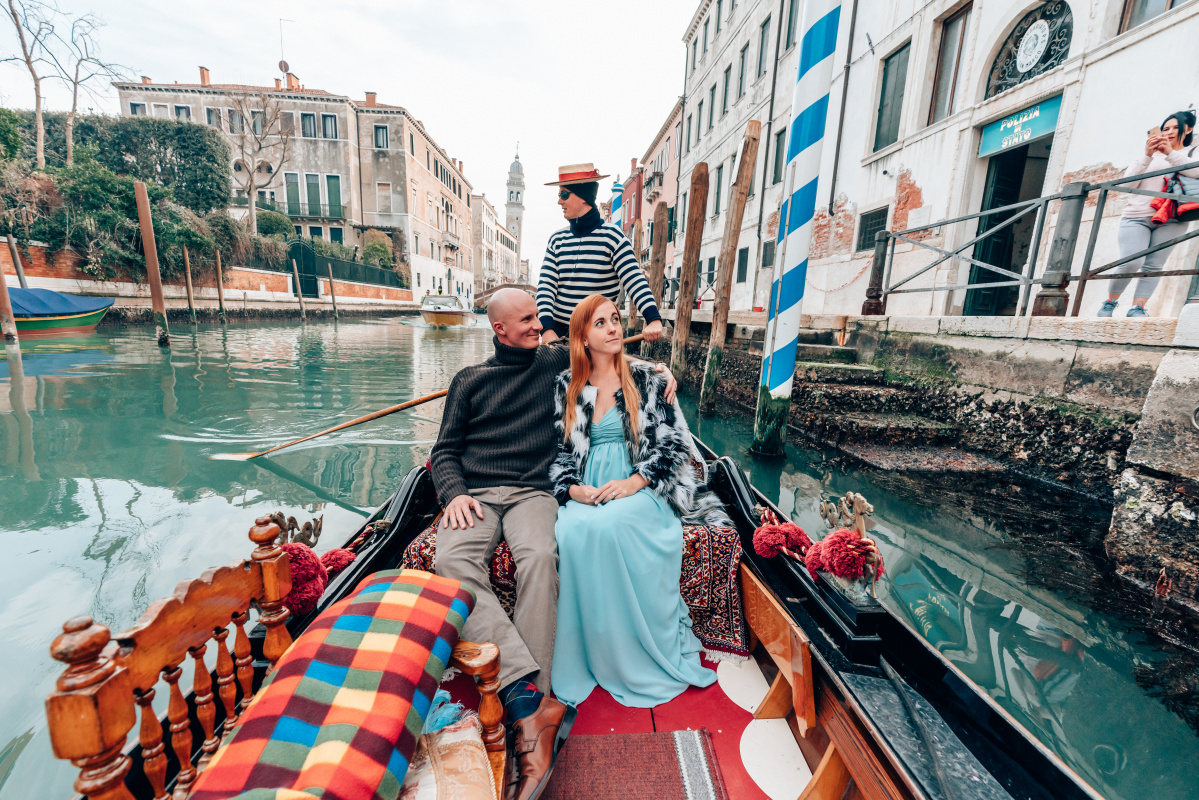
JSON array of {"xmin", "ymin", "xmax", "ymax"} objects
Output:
[{"xmin": 505, "ymin": 146, "xmax": 524, "ymax": 271}]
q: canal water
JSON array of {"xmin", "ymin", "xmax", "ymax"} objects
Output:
[{"xmin": 1, "ymin": 319, "xmax": 1195, "ymax": 800}]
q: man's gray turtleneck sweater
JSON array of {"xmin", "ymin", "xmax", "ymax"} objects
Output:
[{"xmin": 430, "ymin": 337, "xmax": 569, "ymax": 503}]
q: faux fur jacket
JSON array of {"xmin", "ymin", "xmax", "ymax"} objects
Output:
[{"xmin": 549, "ymin": 361, "xmax": 731, "ymax": 527}]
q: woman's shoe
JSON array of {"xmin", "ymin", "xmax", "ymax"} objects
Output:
[
  {"xmin": 1127, "ymin": 305, "xmax": 1148, "ymax": 317},
  {"xmin": 1098, "ymin": 300, "xmax": 1118, "ymax": 317}
]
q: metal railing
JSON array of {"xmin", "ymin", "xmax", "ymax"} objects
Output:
[
  {"xmin": 282, "ymin": 202, "xmax": 347, "ymax": 220},
  {"xmin": 287, "ymin": 239, "xmax": 404, "ymax": 298},
  {"xmin": 230, "ymin": 197, "xmax": 279, "ymax": 211},
  {"xmin": 863, "ymin": 159, "xmax": 1199, "ymax": 317}
]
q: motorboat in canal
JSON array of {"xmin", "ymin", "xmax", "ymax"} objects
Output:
[
  {"xmin": 419, "ymin": 293, "xmax": 473, "ymax": 326},
  {"xmin": 42, "ymin": 435, "xmax": 1107, "ymax": 800},
  {"xmin": 9, "ymin": 288, "xmax": 114, "ymax": 336}
]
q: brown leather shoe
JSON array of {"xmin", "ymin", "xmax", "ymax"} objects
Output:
[{"xmin": 510, "ymin": 696, "xmax": 569, "ymax": 800}]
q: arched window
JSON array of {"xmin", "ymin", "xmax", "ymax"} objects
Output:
[{"xmin": 985, "ymin": 2, "xmax": 1072, "ymax": 99}]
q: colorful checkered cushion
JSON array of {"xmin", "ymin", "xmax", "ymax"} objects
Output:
[
  {"xmin": 190, "ymin": 569, "xmax": 475, "ymax": 800},
  {"xmin": 401, "ymin": 523, "xmax": 749, "ymax": 659}
]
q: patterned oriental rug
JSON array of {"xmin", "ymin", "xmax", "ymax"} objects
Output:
[
  {"xmin": 401, "ymin": 524, "xmax": 750, "ymax": 659},
  {"xmin": 542, "ymin": 730, "xmax": 731, "ymax": 800}
]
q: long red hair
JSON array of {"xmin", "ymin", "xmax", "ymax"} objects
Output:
[{"xmin": 562, "ymin": 295, "xmax": 641, "ymax": 442}]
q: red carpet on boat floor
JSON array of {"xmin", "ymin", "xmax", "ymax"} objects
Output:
[{"xmin": 541, "ymin": 730, "xmax": 730, "ymax": 800}]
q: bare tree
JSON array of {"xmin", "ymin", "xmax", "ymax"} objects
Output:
[
  {"xmin": 227, "ymin": 91, "xmax": 291, "ymax": 236},
  {"xmin": 3, "ymin": 0, "xmax": 56, "ymax": 169},
  {"xmin": 46, "ymin": 14, "xmax": 126, "ymax": 165}
]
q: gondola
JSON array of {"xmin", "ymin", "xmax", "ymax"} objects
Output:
[{"xmin": 44, "ymin": 437, "xmax": 1105, "ymax": 800}]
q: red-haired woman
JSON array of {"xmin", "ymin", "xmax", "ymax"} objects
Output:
[{"xmin": 548, "ymin": 295, "xmax": 729, "ymax": 708}]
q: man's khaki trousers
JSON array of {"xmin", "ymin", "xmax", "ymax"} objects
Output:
[{"xmin": 435, "ymin": 486, "xmax": 559, "ymax": 693}]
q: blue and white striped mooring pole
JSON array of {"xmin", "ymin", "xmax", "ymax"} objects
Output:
[{"xmin": 752, "ymin": 0, "xmax": 842, "ymax": 455}]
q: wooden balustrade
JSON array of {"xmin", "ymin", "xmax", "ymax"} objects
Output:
[{"xmin": 45, "ymin": 516, "xmax": 293, "ymax": 800}]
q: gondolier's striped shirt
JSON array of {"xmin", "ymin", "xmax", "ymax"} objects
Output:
[{"xmin": 536, "ymin": 222, "xmax": 661, "ymax": 331}]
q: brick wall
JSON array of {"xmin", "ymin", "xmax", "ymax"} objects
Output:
[
  {"xmin": 319, "ymin": 277, "xmax": 412, "ymax": 302},
  {"xmin": 223, "ymin": 269, "xmax": 289, "ymax": 293},
  {"xmin": 892, "ymin": 168, "xmax": 931, "ymax": 241},
  {"xmin": 1, "ymin": 241, "xmax": 86, "ymax": 280},
  {"xmin": 809, "ymin": 193, "xmax": 856, "ymax": 260}
]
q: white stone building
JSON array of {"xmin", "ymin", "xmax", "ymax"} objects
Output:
[{"xmin": 676, "ymin": 0, "xmax": 1199, "ymax": 319}]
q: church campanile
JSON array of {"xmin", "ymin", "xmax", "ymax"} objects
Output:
[{"xmin": 505, "ymin": 148, "xmax": 524, "ymax": 266}]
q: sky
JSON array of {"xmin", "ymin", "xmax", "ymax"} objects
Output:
[{"xmin": 0, "ymin": 0, "xmax": 696, "ymax": 276}]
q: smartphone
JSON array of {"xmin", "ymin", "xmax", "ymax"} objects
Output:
[{"xmin": 1149, "ymin": 126, "xmax": 1163, "ymax": 137}]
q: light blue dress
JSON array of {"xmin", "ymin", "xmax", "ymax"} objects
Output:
[{"xmin": 551, "ymin": 406, "xmax": 717, "ymax": 707}]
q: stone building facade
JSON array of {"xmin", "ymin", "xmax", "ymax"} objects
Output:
[
  {"xmin": 675, "ymin": 0, "xmax": 1199, "ymax": 319},
  {"xmin": 470, "ymin": 193, "xmax": 523, "ymax": 292},
  {"xmin": 640, "ymin": 99, "xmax": 683, "ymax": 303},
  {"xmin": 505, "ymin": 154, "xmax": 525, "ymax": 265},
  {"xmin": 114, "ymin": 69, "xmax": 475, "ymax": 302}
]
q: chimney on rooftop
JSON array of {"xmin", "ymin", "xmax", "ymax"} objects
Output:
[
  {"xmin": 275, "ymin": 78, "xmax": 282, "ymax": 90},
  {"xmin": 630, "ymin": 157, "xmax": 637, "ymax": 174},
  {"xmin": 460, "ymin": 160, "xmax": 465, "ymax": 174},
  {"xmin": 365, "ymin": 92, "xmax": 377, "ymax": 107},
  {"xmin": 199, "ymin": 66, "xmax": 210, "ymax": 86},
  {"xmin": 285, "ymin": 72, "xmax": 300, "ymax": 91},
  {"xmin": 140, "ymin": 76, "xmax": 151, "ymax": 84}
]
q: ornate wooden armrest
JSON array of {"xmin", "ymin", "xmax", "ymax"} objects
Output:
[{"xmin": 449, "ymin": 640, "xmax": 506, "ymax": 800}]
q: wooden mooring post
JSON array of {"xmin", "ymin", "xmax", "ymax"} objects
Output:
[
  {"xmin": 134, "ymin": 181, "xmax": 170, "ymax": 347},
  {"xmin": 641, "ymin": 201, "xmax": 669, "ymax": 359},
  {"xmin": 628, "ymin": 219, "xmax": 645, "ymax": 337},
  {"xmin": 5, "ymin": 236, "xmax": 29, "ymax": 288},
  {"xmin": 215, "ymin": 250, "xmax": 227, "ymax": 323},
  {"xmin": 699, "ymin": 121, "xmax": 760, "ymax": 411},
  {"xmin": 327, "ymin": 265, "xmax": 338, "ymax": 320},
  {"xmin": 182, "ymin": 246, "xmax": 197, "ymax": 324},
  {"xmin": 0, "ymin": 256, "xmax": 17, "ymax": 342},
  {"xmin": 292, "ymin": 259, "xmax": 306, "ymax": 320},
  {"xmin": 669, "ymin": 163, "xmax": 709, "ymax": 378}
]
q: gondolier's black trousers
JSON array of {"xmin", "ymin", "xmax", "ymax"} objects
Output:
[{"xmin": 436, "ymin": 485, "xmax": 559, "ymax": 693}]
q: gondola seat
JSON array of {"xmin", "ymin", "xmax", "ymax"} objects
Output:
[
  {"xmin": 401, "ymin": 523, "xmax": 751, "ymax": 659},
  {"xmin": 189, "ymin": 569, "xmax": 487, "ymax": 800}
]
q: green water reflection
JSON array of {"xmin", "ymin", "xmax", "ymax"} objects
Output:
[
  {"xmin": 2, "ymin": 321, "xmax": 1196, "ymax": 800},
  {"xmin": 0, "ymin": 320, "xmax": 494, "ymax": 799},
  {"xmin": 685, "ymin": 401, "xmax": 1199, "ymax": 800}
]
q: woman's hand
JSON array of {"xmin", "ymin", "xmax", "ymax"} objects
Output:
[
  {"xmin": 593, "ymin": 475, "xmax": 648, "ymax": 504},
  {"xmin": 569, "ymin": 484, "xmax": 599, "ymax": 505},
  {"xmin": 1146, "ymin": 134, "xmax": 1168, "ymax": 157}
]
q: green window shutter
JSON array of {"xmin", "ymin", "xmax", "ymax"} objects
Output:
[
  {"xmin": 306, "ymin": 174, "xmax": 321, "ymax": 215},
  {"xmin": 326, "ymin": 175, "xmax": 342, "ymax": 218},
  {"xmin": 285, "ymin": 174, "xmax": 300, "ymax": 215}
]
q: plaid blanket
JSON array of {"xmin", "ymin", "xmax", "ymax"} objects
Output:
[
  {"xmin": 190, "ymin": 570, "xmax": 475, "ymax": 800},
  {"xmin": 402, "ymin": 524, "xmax": 749, "ymax": 659}
]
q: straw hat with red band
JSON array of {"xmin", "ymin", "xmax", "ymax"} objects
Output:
[{"xmin": 545, "ymin": 163, "xmax": 611, "ymax": 187}]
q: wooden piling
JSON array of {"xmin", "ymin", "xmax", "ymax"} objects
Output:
[
  {"xmin": 327, "ymin": 265, "xmax": 338, "ymax": 320},
  {"xmin": 641, "ymin": 201, "xmax": 670, "ymax": 359},
  {"xmin": 700, "ymin": 121, "xmax": 761, "ymax": 411},
  {"xmin": 291, "ymin": 259, "xmax": 306, "ymax": 320},
  {"xmin": 669, "ymin": 163, "xmax": 710, "ymax": 378},
  {"xmin": 134, "ymin": 181, "xmax": 170, "ymax": 347},
  {"xmin": 0, "ymin": 256, "xmax": 17, "ymax": 342},
  {"xmin": 182, "ymin": 246, "xmax": 197, "ymax": 324},
  {"xmin": 628, "ymin": 219, "xmax": 645, "ymax": 336},
  {"xmin": 6, "ymin": 235, "xmax": 29, "ymax": 289},
  {"xmin": 215, "ymin": 250, "xmax": 227, "ymax": 323}
]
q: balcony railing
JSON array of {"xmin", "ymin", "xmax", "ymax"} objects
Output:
[
  {"xmin": 230, "ymin": 197, "xmax": 279, "ymax": 211},
  {"xmin": 282, "ymin": 202, "xmax": 347, "ymax": 220}
]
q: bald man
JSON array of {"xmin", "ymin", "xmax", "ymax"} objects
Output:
[{"xmin": 430, "ymin": 288, "xmax": 674, "ymax": 800}]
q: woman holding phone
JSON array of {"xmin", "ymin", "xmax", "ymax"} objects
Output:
[{"xmin": 1099, "ymin": 110, "xmax": 1197, "ymax": 317}]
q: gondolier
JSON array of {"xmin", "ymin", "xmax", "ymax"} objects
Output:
[{"xmin": 537, "ymin": 163, "xmax": 663, "ymax": 343}]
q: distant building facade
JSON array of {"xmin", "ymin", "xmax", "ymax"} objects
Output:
[
  {"xmin": 114, "ymin": 68, "xmax": 475, "ymax": 301},
  {"xmin": 505, "ymin": 153, "xmax": 525, "ymax": 265},
  {"xmin": 639, "ymin": 99, "xmax": 683, "ymax": 304}
]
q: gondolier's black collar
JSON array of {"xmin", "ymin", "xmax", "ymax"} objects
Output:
[
  {"xmin": 568, "ymin": 206, "xmax": 604, "ymax": 237},
  {"xmin": 493, "ymin": 336, "xmax": 539, "ymax": 365}
]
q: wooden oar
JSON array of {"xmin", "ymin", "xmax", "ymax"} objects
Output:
[
  {"xmin": 209, "ymin": 333, "xmax": 651, "ymax": 462},
  {"xmin": 210, "ymin": 390, "xmax": 449, "ymax": 461}
]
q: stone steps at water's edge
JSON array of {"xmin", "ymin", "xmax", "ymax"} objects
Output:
[
  {"xmin": 790, "ymin": 411, "xmax": 960, "ymax": 447},
  {"xmin": 791, "ymin": 384, "xmax": 918, "ymax": 415},
  {"xmin": 793, "ymin": 343, "xmax": 858, "ymax": 364},
  {"xmin": 794, "ymin": 361, "xmax": 884, "ymax": 386}
]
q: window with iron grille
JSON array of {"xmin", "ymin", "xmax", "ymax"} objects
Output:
[
  {"xmin": 857, "ymin": 207, "xmax": 889, "ymax": 252},
  {"xmin": 762, "ymin": 241, "xmax": 776, "ymax": 270}
]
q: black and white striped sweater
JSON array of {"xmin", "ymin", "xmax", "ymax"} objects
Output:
[{"xmin": 536, "ymin": 214, "xmax": 661, "ymax": 331}]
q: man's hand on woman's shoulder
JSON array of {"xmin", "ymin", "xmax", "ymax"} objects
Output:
[{"xmin": 652, "ymin": 362, "xmax": 677, "ymax": 404}]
